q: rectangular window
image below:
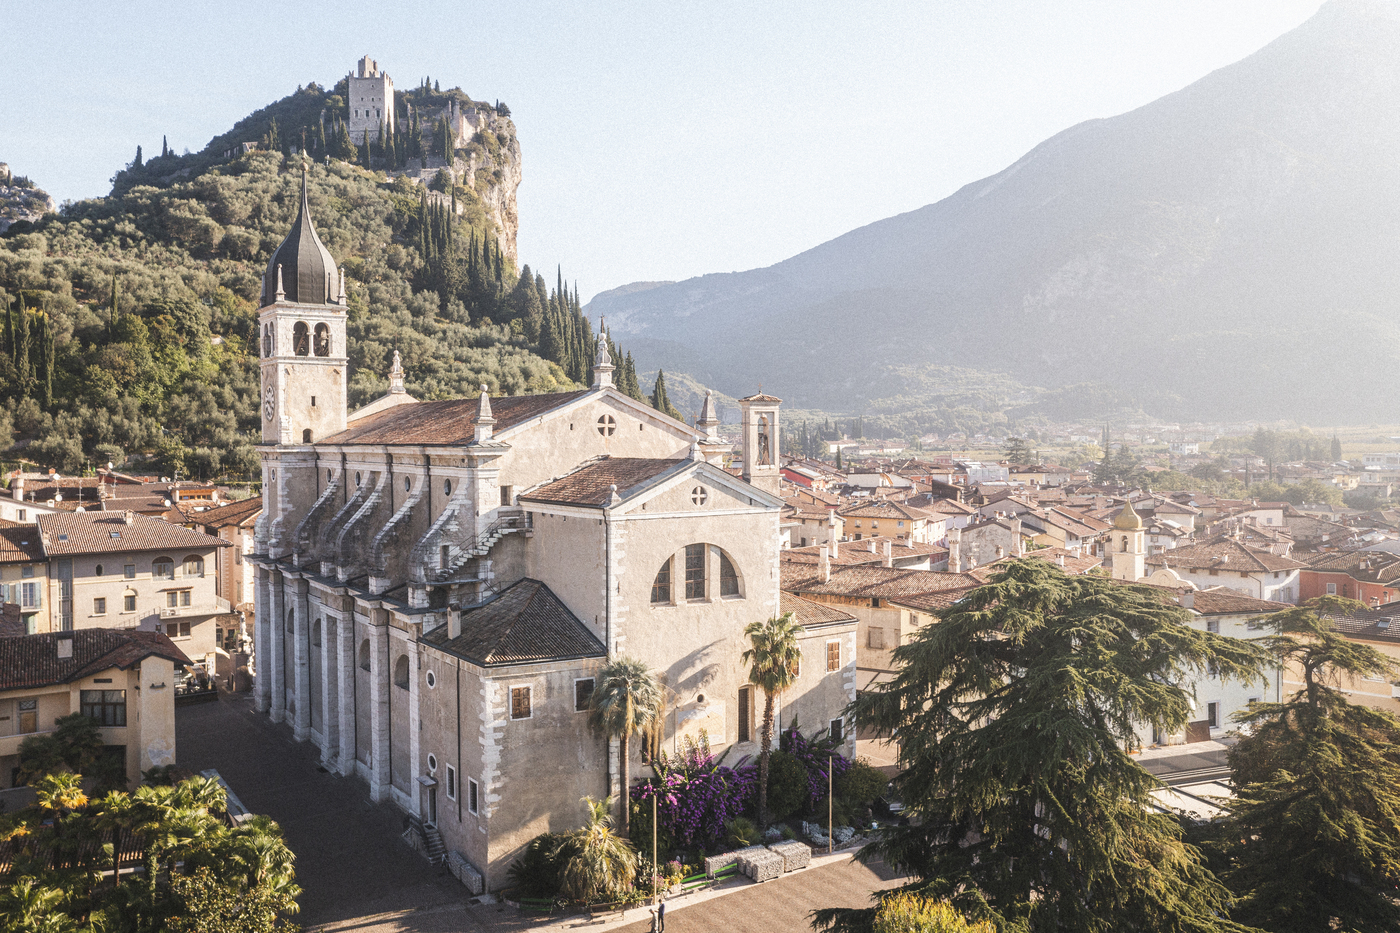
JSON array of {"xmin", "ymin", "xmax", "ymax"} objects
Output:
[
  {"xmin": 124, "ymin": 564, "xmax": 136, "ymax": 580},
  {"xmin": 21, "ymin": 565, "xmax": 33, "ymax": 579},
  {"xmin": 1206, "ymin": 619, "xmax": 1219, "ymax": 634},
  {"xmin": 651, "ymin": 558, "xmax": 672, "ymax": 604},
  {"xmin": 738, "ymin": 686, "xmax": 752, "ymax": 743},
  {"xmin": 826, "ymin": 640, "xmax": 841, "ymax": 671},
  {"xmin": 510, "ymin": 686, "xmax": 532, "ymax": 720},
  {"xmin": 93, "ymin": 597, "xmax": 106, "ymax": 615},
  {"xmin": 685, "ymin": 543, "xmax": 706, "ymax": 600},
  {"xmin": 168, "ymin": 591, "xmax": 179, "ymax": 608},
  {"xmin": 867, "ymin": 627, "xmax": 885, "ymax": 649},
  {"xmin": 1207, "ymin": 702, "xmax": 1218, "ymax": 729},
  {"xmin": 574, "ymin": 678, "xmax": 595, "ymax": 712},
  {"xmin": 81, "ymin": 690, "xmax": 127, "ymax": 727},
  {"xmin": 166, "ymin": 621, "xmax": 191, "ymax": 638},
  {"xmin": 468, "ymin": 778, "xmax": 479, "ymax": 814},
  {"xmin": 123, "ymin": 594, "xmax": 136, "ymax": 612},
  {"xmin": 446, "ymin": 765, "xmax": 457, "ymax": 801},
  {"xmin": 17, "ymin": 698, "xmax": 37, "ymax": 734},
  {"xmin": 829, "ymin": 718, "xmax": 844, "ymax": 743},
  {"xmin": 1327, "ymin": 583, "xmax": 1337, "ymax": 595},
  {"xmin": 21, "ymin": 582, "xmax": 39, "ymax": 609},
  {"xmin": 181, "ymin": 590, "xmax": 191, "ymax": 607},
  {"xmin": 16, "ymin": 509, "xmax": 24, "ymax": 521}
]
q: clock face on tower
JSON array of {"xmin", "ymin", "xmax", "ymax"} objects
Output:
[{"xmin": 263, "ymin": 384, "xmax": 276, "ymax": 422}]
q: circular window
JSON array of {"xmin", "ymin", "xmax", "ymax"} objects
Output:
[
  {"xmin": 691, "ymin": 486, "xmax": 708, "ymax": 506},
  {"xmin": 355, "ymin": 471, "xmax": 362, "ymax": 486},
  {"xmin": 695, "ymin": 694, "xmax": 706, "ymax": 705},
  {"xmin": 426, "ymin": 670, "xmax": 436, "ymax": 689},
  {"xmin": 597, "ymin": 415, "xmax": 616, "ymax": 436},
  {"xmin": 403, "ymin": 476, "xmax": 411, "ymax": 492},
  {"xmin": 427, "ymin": 753, "xmax": 438, "ymax": 772},
  {"xmin": 95, "ymin": 564, "xmax": 104, "ymax": 577},
  {"xmin": 444, "ymin": 479, "xmax": 452, "ymax": 496}
]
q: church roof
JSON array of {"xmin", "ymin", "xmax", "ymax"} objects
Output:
[
  {"xmin": 740, "ymin": 392, "xmax": 783, "ymax": 404},
  {"xmin": 520, "ymin": 457, "xmax": 690, "ymax": 508},
  {"xmin": 320, "ymin": 390, "xmax": 591, "ymax": 446},
  {"xmin": 421, "ymin": 579, "xmax": 605, "ymax": 667},
  {"xmin": 261, "ymin": 169, "xmax": 339, "ymax": 307}
]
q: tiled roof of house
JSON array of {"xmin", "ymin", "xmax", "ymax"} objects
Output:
[
  {"xmin": 921, "ymin": 497, "xmax": 976, "ymax": 515},
  {"xmin": 520, "ymin": 457, "xmax": 691, "ymax": 508},
  {"xmin": 1303, "ymin": 550, "xmax": 1400, "ymax": 584},
  {"xmin": 973, "ymin": 548, "xmax": 1104, "ymax": 578},
  {"xmin": 0, "ymin": 629, "xmax": 192, "ymax": 691},
  {"xmin": 0, "ymin": 525, "xmax": 45, "ymax": 564},
  {"xmin": 36, "ymin": 511, "xmax": 229, "ymax": 556},
  {"xmin": 321, "ymin": 390, "xmax": 592, "ymax": 446},
  {"xmin": 1145, "ymin": 537, "xmax": 1303, "ymax": 573},
  {"xmin": 837, "ymin": 499, "xmax": 934, "ymax": 521},
  {"xmin": 784, "ymin": 564, "xmax": 982, "ymax": 601},
  {"xmin": 780, "ymin": 592, "xmax": 857, "ymax": 628},
  {"xmin": 1188, "ymin": 588, "xmax": 1292, "ymax": 615},
  {"xmin": 781, "ymin": 537, "xmax": 948, "ymax": 567},
  {"xmin": 189, "ymin": 496, "xmax": 263, "ymax": 529},
  {"xmin": 421, "ymin": 579, "xmax": 606, "ymax": 666}
]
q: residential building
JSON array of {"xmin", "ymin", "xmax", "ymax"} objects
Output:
[
  {"xmin": 1145, "ymin": 537, "xmax": 1302, "ymax": 603},
  {"xmin": 1298, "ymin": 551, "xmax": 1400, "ymax": 606},
  {"xmin": 0, "ymin": 628, "xmax": 191, "ymax": 789}
]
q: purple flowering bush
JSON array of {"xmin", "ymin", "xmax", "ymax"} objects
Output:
[{"xmin": 630, "ymin": 726, "xmax": 854, "ymax": 853}]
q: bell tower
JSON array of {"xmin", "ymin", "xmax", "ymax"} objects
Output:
[
  {"xmin": 739, "ymin": 391, "xmax": 782, "ymax": 495},
  {"xmin": 1110, "ymin": 499, "xmax": 1146, "ymax": 582},
  {"xmin": 258, "ymin": 166, "xmax": 348, "ymax": 447}
]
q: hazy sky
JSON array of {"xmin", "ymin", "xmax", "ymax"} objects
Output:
[{"xmin": 6, "ymin": 1, "xmax": 1322, "ymax": 301}]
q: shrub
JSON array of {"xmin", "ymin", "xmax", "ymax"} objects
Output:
[
  {"xmin": 507, "ymin": 832, "xmax": 570, "ymax": 898},
  {"xmin": 726, "ymin": 816, "xmax": 761, "ymax": 848},
  {"xmin": 837, "ymin": 757, "xmax": 887, "ymax": 806},
  {"xmin": 872, "ymin": 893, "xmax": 997, "ymax": 933},
  {"xmin": 630, "ymin": 733, "xmax": 757, "ymax": 849},
  {"xmin": 764, "ymin": 750, "xmax": 808, "ymax": 822}
]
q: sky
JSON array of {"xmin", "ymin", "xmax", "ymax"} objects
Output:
[{"xmin": 5, "ymin": 1, "xmax": 1323, "ymax": 302}]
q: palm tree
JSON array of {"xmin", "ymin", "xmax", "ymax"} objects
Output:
[
  {"xmin": 587, "ymin": 657, "xmax": 664, "ymax": 837},
  {"xmin": 742, "ymin": 611, "xmax": 805, "ymax": 826},
  {"xmin": 552, "ymin": 796, "xmax": 638, "ymax": 905}
]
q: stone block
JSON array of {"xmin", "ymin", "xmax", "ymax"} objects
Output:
[
  {"xmin": 706, "ymin": 845, "xmax": 765, "ymax": 878},
  {"xmin": 737, "ymin": 848, "xmax": 784, "ymax": 883},
  {"xmin": 767, "ymin": 840, "xmax": 811, "ymax": 871},
  {"xmin": 834, "ymin": 825, "xmax": 856, "ymax": 844},
  {"xmin": 447, "ymin": 851, "xmax": 485, "ymax": 895}
]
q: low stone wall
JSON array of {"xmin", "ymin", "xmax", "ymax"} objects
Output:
[
  {"xmin": 737, "ymin": 848, "xmax": 784, "ymax": 883},
  {"xmin": 447, "ymin": 851, "xmax": 485, "ymax": 895},
  {"xmin": 767, "ymin": 840, "xmax": 811, "ymax": 872}
]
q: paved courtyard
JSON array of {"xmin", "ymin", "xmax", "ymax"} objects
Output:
[{"xmin": 176, "ymin": 694, "xmax": 909, "ymax": 933}]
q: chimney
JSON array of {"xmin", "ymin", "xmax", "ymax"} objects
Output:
[
  {"xmin": 1180, "ymin": 590, "xmax": 1195, "ymax": 610},
  {"xmin": 828, "ymin": 514, "xmax": 839, "ymax": 558},
  {"xmin": 123, "ymin": 510, "xmax": 135, "ymax": 525},
  {"xmin": 448, "ymin": 608, "xmax": 462, "ymax": 639},
  {"xmin": 883, "ymin": 540, "xmax": 893, "ymax": 568},
  {"xmin": 1011, "ymin": 518, "xmax": 1022, "ymax": 555},
  {"xmin": 819, "ymin": 545, "xmax": 830, "ymax": 583},
  {"xmin": 11, "ymin": 472, "xmax": 22, "ymax": 501},
  {"xmin": 948, "ymin": 527, "xmax": 961, "ymax": 572},
  {"xmin": 995, "ymin": 545, "xmax": 1005, "ymax": 559},
  {"xmin": 1058, "ymin": 554, "xmax": 1065, "ymax": 567}
]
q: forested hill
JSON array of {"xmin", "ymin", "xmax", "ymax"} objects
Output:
[{"xmin": 0, "ymin": 137, "xmax": 653, "ymax": 480}]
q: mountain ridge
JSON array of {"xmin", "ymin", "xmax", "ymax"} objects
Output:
[{"xmin": 588, "ymin": 0, "xmax": 1400, "ymax": 422}]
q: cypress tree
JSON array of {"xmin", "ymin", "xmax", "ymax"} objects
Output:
[
  {"xmin": 162, "ymin": 135, "xmax": 169, "ymax": 158},
  {"xmin": 1331, "ymin": 433, "xmax": 1343, "ymax": 461},
  {"xmin": 133, "ymin": 145, "xmax": 143, "ymax": 168},
  {"xmin": 15, "ymin": 299, "xmax": 31, "ymax": 398},
  {"xmin": 36, "ymin": 311, "xmax": 52, "ymax": 409},
  {"xmin": 318, "ymin": 121, "xmax": 327, "ymax": 154},
  {"xmin": 650, "ymin": 370, "xmax": 682, "ymax": 421}
]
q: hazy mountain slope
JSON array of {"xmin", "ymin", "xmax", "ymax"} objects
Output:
[{"xmin": 589, "ymin": 0, "xmax": 1400, "ymax": 421}]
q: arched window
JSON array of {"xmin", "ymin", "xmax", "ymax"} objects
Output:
[
  {"xmin": 153, "ymin": 557, "xmax": 174, "ymax": 580},
  {"xmin": 302, "ymin": 429, "xmax": 312, "ymax": 443},
  {"xmin": 757, "ymin": 415, "xmax": 772, "ymax": 465},
  {"xmin": 292, "ymin": 321, "xmax": 310, "ymax": 356},
  {"xmin": 650, "ymin": 557, "xmax": 672, "ymax": 605},
  {"xmin": 181, "ymin": 556, "xmax": 204, "ymax": 578},
  {"xmin": 262, "ymin": 322, "xmax": 274, "ymax": 357},
  {"xmin": 94, "ymin": 564, "xmax": 104, "ymax": 577},
  {"xmin": 720, "ymin": 551, "xmax": 741, "ymax": 597},
  {"xmin": 684, "ymin": 544, "xmax": 706, "ymax": 600},
  {"xmin": 359, "ymin": 639, "xmax": 371, "ymax": 671},
  {"xmin": 394, "ymin": 654, "xmax": 410, "ymax": 689},
  {"xmin": 311, "ymin": 618, "xmax": 321, "ymax": 648},
  {"xmin": 313, "ymin": 323, "xmax": 331, "ymax": 357}
]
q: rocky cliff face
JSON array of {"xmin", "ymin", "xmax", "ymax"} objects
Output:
[
  {"xmin": 458, "ymin": 111, "xmax": 520, "ymax": 262},
  {"xmin": 0, "ymin": 164, "xmax": 56, "ymax": 234}
]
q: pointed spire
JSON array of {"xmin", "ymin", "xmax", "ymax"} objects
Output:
[
  {"xmin": 389, "ymin": 350, "xmax": 405, "ymax": 394},
  {"xmin": 697, "ymin": 389, "xmax": 722, "ymax": 443},
  {"xmin": 337, "ymin": 265, "xmax": 347, "ymax": 305},
  {"xmin": 473, "ymin": 384, "xmax": 496, "ymax": 444},
  {"xmin": 275, "ymin": 264, "xmax": 286, "ymax": 302}
]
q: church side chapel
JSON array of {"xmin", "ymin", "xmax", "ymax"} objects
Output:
[{"xmin": 250, "ymin": 172, "xmax": 857, "ymax": 889}]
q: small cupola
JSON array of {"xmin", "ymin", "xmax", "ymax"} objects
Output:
[{"xmin": 261, "ymin": 166, "xmax": 340, "ymax": 307}]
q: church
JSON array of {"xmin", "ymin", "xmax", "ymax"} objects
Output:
[{"xmin": 250, "ymin": 170, "xmax": 858, "ymax": 889}]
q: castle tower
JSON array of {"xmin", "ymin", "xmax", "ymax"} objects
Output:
[
  {"xmin": 258, "ymin": 167, "xmax": 348, "ymax": 447},
  {"xmin": 348, "ymin": 54, "xmax": 395, "ymax": 145},
  {"xmin": 1110, "ymin": 499, "xmax": 1146, "ymax": 582},
  {"xmin": 739, "ymin": 391, "xmax": 782, "ymax": 496}
]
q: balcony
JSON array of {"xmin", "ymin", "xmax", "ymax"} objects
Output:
[{"xmin": 158, "ymin": 597, "xmax": 232, "ymax": 619}]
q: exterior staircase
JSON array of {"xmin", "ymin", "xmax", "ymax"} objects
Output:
[{"xmin": 421, "ymin": 822, "xmax": 446, "ymax": 865}]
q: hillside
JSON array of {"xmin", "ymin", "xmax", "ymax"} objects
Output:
[
  {"xmin": 588, "ymin": 0, "xmax": 1400, "ymax": 424},
  {"xmin": 0, "ymin": 77, "xmax": 644, "ymax": 479}
]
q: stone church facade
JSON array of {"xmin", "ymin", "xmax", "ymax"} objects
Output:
[{"xmin": 250, "ymin": 176, "xmax": 857, "ymax": 888}]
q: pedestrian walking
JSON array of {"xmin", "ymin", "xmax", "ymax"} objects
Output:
[{"xmin": 658, "ymin": 900, "xmax": 666, "ymax": 932}]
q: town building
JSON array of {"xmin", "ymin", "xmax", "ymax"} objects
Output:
[
  {"xmin": 348, "ymin": 55, "xmax": 395, "ymax": 144},
  {"xmin": 0, "ymin": 628, "xmax": 191, "ymax": 789},
  {"xmin": 249, "ymin": 178, "xmax": 856, "ymax": 889}
]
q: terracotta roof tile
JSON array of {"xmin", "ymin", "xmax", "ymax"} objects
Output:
[
  {"xmin": 0, "ymin": 629, "xmax": 192, "ymax": 691},
  {"xmin": 37, "ymin": 511, "xmax": 229, "ymax": 556},
  {"xmin": 1146, "ymin": 537, "xmax": 1303, "ymax": 573},
  {"xmin": 190, "ymin": 497, "xmax": 263, "ymax": 529},
  {"xmin": 323, "ymin": 390, "xmax": 591, "ymax": 446},
  {"xmin": 520, "ymin": 457, "xmax": 689, "ymax": 508},
  {"xmin": 780, "ymin": 592, "xmax": 857, "ymax": 627},
  {"xmin": 0, "ymin": 525, "xmax": 44, "ymax": 564},
  {"xmin": 421, "ymin": 579, "xmax": 606, "ymax": 666}
]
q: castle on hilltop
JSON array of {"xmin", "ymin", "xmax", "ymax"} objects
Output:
[{"xmin": 348, "ymin": 55, "xmax": 395, "ymax": 145}]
